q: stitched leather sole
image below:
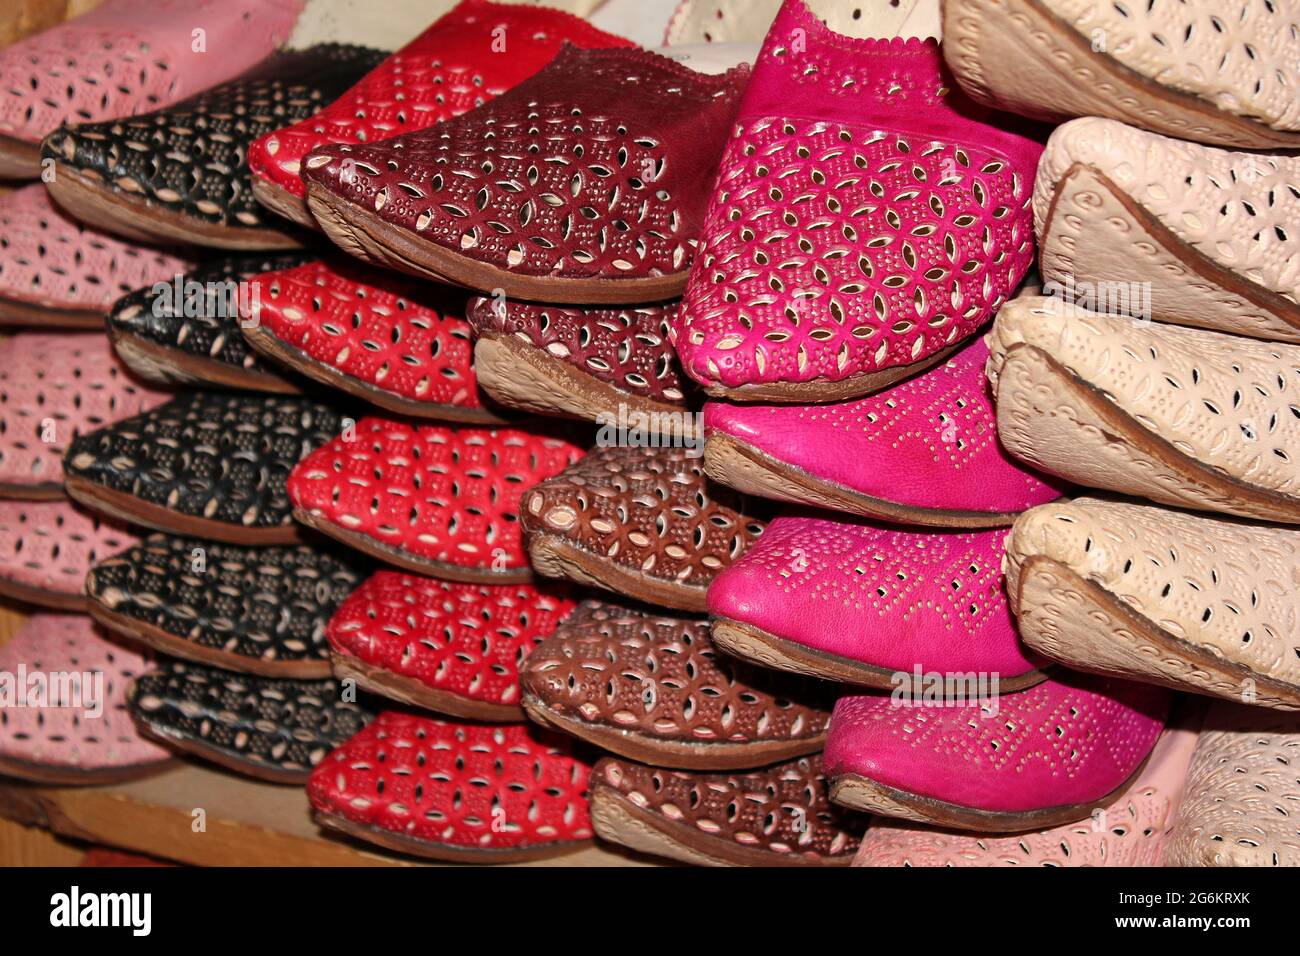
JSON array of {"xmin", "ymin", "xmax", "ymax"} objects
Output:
[
  {"xmin": 1039, "ymin": 162, "xmax": 1300, "ymax": 342},
  {"xmin": 703, "ymin": 432, "xmax": 1030, "ymax": 528},
  {"xmin": 251, "ymin": 175, "xmax": 317, "ymax": 230},
  {"xmin": 1013, "ymin": 554, "xmax": 1300, "ymax": 711},
  {"xmin": 293, "ymin": 507, "xmax": 535, "ymax": 584},
  {"xmin": 474, "ymin": 333, "xmax": 687, "ymax": 427},
  {"xmin": 312, "ymin": 809, "xmax": 592, "ymax": 864},
  {"xmin": 829, "ymin": 753, "xmax": 1151, "ymax": 834},
  {"xmin": 48, "ymin": 162, "xmax": 305, "ymax": 251},
  {"xmin": 330, "ymin": 650, "xmax": 524, "ymax": 723},
  {"xmin": 589, "ymin": 784, "xmax": 852, "ymax": 867},
  {"xmin": 944, "ymin": 0, "xmax": 1300, "ymax": 149},
  {"xmin": 306, "ymin": 180, "xmax": 690, "ymax": 306},
  {"xmin": 242, "ymin": 322, "xmax": 511, "ymax": 424},
  {"xmin": 698, "ymin": 340, "xmax": 961, "ymax": 404},
  {"xmin": 0, "ymin": 480, "xmax": 66, "ymax": 502},
  {"xmin": 521, "ymin": 693, "xmax": 826, "ymax": 771},
  {"xmin": 66, "ymin": 475, "xmax": 305, "ymax": 546},
  {"xmin": 0, "ymin": 134, "xmax": 41, "ymax": 179},
  {"xmin": 0, "ymin": 753, "xmax": 173, "ymax": 786},
  {"xmin": 527, "ymin": 533, "xmax": 708, "ymax": 612},
  {"xmin": 110, "ymin": 325, "xmax": 301, "ymax": 395},
  {"xmin": 995, "ymin": 343, "xmax": 1300, "ymax": 523},
  {"xmin": 709, "ymin": 617, "xmax": 1048, "ymax": 692},
  {"xmin": 88, "ymin": 600, "xmax": 332, "ymax": 680},
  {"xmin": 0, "ymin": 294, "xmax": 103, "ymax": 330},
  {"xmin": 0, "ymin": 573, "xmax": 88, "ymax": 613}
]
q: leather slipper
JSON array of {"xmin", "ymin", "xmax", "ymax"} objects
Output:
[
  {"xmin": 240, "ymin": 257, "xmax": 506, "ymax": 423},
  {"xmin": 300, "ymin": 46, "xmax": 747, "ymax": 304},
  {"xmin": 853, "ymin": 721, "xmax": 1200, "ymax": 866},
  {"xmin": 520, "ymin": 445, "xmax": 767, "ymax": 611},
  {"xmin": 0, "ymin": 332, "xmax": 169, "ymax": 500},
  {"xmin": 249, "ymin": 0, "xmax": 635, "ymax": 227},
  {"xmin": 307, "ymin": 712, "xmax": 594, "ymax": 862},
  {"xmin": 672, "ymin": 0, "xmax": 1042, "ymax": 402},
  {"xmin": 0, "ymin": 498, "xmax": 137, "ymax": 612},
  {"xmin": 1164, "ymin": 701, "xmax": 1300, "ymax": 866},
  {"xmin": 520, "ymin": 599, "xmax": 833, "ymax": 769},
  {"xmin": 326, "ymin": 570, "xmax": 575, "ymax": 721},
  {"xmin": 824, "ymin": 672, "xmax": 1169, "ymax": 832},
  {"xmin": 1007, "ymin": 496, "xmax": 1300, "ymax": 711},
  {"xmin": 108, "ymin": 252, "xmax": 314, "ymax": 393},
  {"xmin": 1035, "ymin": 117, "xmax": 1300, "ymax": 343},
  {"xmin": 63, "ymin": 392, "xmax": 347, "ymax": 545},
  {"xmin": 0, "ymin": 184, "xmax": 192, "ymax": 329},
  {"xmin": 590, "ymin": 754, "xmax": 863, "ymax": 866},
  {"xmin": 991, "ymin": 294, "xmax": 1300, "ymax": 523},
  {"xmin": 127, "ymin": 660, "xmax": 373, "ymax": 785},
  {"xmin": 0, "ymin": 614, "xmax": 171, "ymax": 785},
  {"xmin": 944, "ymin": 0, "xmax": 1300, "ymax": 149},
  {"xmin": 466, "ymin": 297, "xmax": 693, "ymax": 425},
  {"xmin": 86, "ymin": 533, "xmax": 366, "ymax": 679},
  {"xmin": 288, "ymin": 418, "xmax": 584, "ymax": 582},
  {"xmin": 708, "ymin": 512, "xmax": 1049, "ymax": 691},
  {"xmin": 703, "ymin": 335, "xmax": 1060, "ymax": 526},
  {"xmin": 42, "ymin": 44, "xmax": 387, "ymax": 251}
]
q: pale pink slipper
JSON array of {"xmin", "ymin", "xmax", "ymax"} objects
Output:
[
  {"xmin": 0, "ymin": 184, "xmax": 193, "ymax": 328},
  {"xmin": 703, "ymin": 336, "xmax": 1062, "ymax": 526},
  {"xmin": 0, "ymin": 498, "xmax": 138, "ymax": 611},
  {"xmin": 852, "ymin": 719, "xmax": 1201, "ymax": 866},
  {"xmin": 0, "ymin": 333, "xmax": 170, "ymax": 499},
  {"xmin": 0, "ymin": 0, "xmax": 306, "ymax": 178},
  {"xmin": 0, "ymin": 614, "xmax": 171, "ymax": 784}
]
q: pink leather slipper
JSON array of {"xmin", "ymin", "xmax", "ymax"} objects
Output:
[
  {"xmin": 703, "ymin": 336, "xmax": 1061, "ymax": 526},
  {"xmin": 0, "ymin": 333, "xmax": 169, "ymax": 499},
  {"xmin": 823, "ymin": 672, "xmax": 1170, "ymax": 832},
  {"xmin": 0, "ymin": 614, "xmax": 171, "ymax": 785},
  {"xmin": 0, "ymin": 0, "xmax": 306, "ymax": 179},
  {"xmin": 0, "ymin": 498, "xmax": 138, "ymax": 612},
  {"xmin": 673, "ymin": 0, "xmax": 1044, "ymax": 402},
  {"xmin": 707, "ymin": 512, "xmax": 1046, "ymax": 690},
  {"xmin": 0, "ymin": 184, "xmax": 192, "ymax": 328},
  {"xmin": 853, "ymin": 721, "xmax": 1200, "ymax": 866}
]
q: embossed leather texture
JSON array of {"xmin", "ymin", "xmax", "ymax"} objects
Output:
[
  {"xmin": 519, "ymin": 599, "xmax": 834, "ymax": 768},
  {"xmin": 1034, "ymin": 118, "xmax": 1300, "ymax": 343},
  {"xmin": 307, "ymin": 712, "xmax": 593, "ymax": 861},
  {"xmin": 0, "ymin": 498, "xmax": 137, "ymax": 610},
  {"xmin": 86, "ymin": 534, "xmax": 365, "ymax": 678},
  {"xmin": 0, "ymin": 332, "xmax": 169, "ymax": 497},
  {"xmin": 249, "ymin": 0, "xmax": 634, "ymax": 206},
  {"xmin": 520, "ymin": 445, "xmax": 767, "ymax": 611},
  {"xmin": 0, "ymin": 614, "xmax": 170, "ymax": 782},
  {"xmin": 326, "ymin": 571, "xmax": 575, "ymax": 720},
  {"xmin": 1165, "ymin": 702, "xmax": 1300, "ymax": 866},
  {"xmin": 288, "ymin": 418, "xmax": 585, "ymax": 581},
  {"xmin": 707, "ymin": 512, "xmax": 1045, "ymax": 687},
  {"xmin": 824, "ymin": 673, "xmax": 1169, "ymax": 830},
  {"xmin": 672, "ymin": 0, "xmax": 1043, "ymax": 401},
  {"xmin": 64, "ymin": 392, "xmax": 346, "ymax": 543},
  {"xmin": 127, "ymin": 660, "xmax": 373, "ymax": 784},
  {"xmin": 108, "ymin": 252, "xmax": 313, "ymax": 391},
  {"xmin": 1007, "ymin": 497, "xmax": 1300, "ymax": 711},
  {"xmin": 853, "ymin": 723, "xmax": 1199, "ymax": 866},
  {"xmin": 590, "ymin": 754, "xmax": 864, "ymax": 866},
  {"xmin": 704, "ymin": 335, "xmax": 1060, "ymax": 523},
  {"xmin": 990, "ymin": 295, "xmax": 1300, "ymax": 524}
]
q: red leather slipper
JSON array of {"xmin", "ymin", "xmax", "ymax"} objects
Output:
[{"xmin": 307, "ymin": 712, "xmax": 593, "ymax": 862}]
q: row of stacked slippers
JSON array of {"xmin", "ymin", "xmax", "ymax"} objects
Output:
[{"xmin": 0, "ymin": 0, "xmax": 1298, "ymax": 867}]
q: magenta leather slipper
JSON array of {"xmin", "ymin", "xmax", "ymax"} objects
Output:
[
  {"xmin": 0, "ymin": 332, "xmax": 169, "ymax": 499},
  {"xmin": 707, "ymin": 512, "xmax": 1046, "ymax": 689},
  {"xmin": 672, "ymin": 0, "xmax": 1044, "ymax": 402},
  {"xmin": 703, "ymin": 336, "xmax": 1061, "ymax": 526},
  {"xmin": 823, "ymin": 672, "xmax": 1170, "ymax": 832},
  {"xmin": 0, "ymin": 614, "xmax": 171, "ymax": 784}
]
